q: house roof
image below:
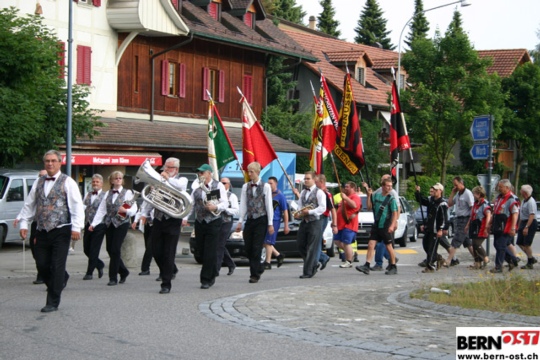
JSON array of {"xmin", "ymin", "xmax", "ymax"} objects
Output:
[
  {"xmin": 281, "ymin": 26, "xmax": 396, "ymax": 108},
  {"xmin": 180, "ymin": 2, "xmax": 317, "ymax": 62},
  {"xmin": 325, "ymin": 50, "xmax": 374, "ymax": 68},
  {"xmin": 75, "ymin": 118, "xmax": 309, "ymax": 155},
  {"xmin": 478, "ymin": 49, "xmax": 532, "ymax": 78}
]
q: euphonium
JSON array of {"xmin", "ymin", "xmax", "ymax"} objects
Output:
[
  {"xmin": 292, "ymin": 204, "xmax": 315, "ymax": 218},
  {"xmin": 198, "ymin": 175, "xmax": 222, "ymax": 216},
  {"xmin": 134, "ymin": 159, "xmax": 193, "ymax": 219}
]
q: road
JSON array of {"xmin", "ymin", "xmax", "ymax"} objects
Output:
[{"xmin": 0, "ymin": 231, "xmax": 539, "ymax": 360}]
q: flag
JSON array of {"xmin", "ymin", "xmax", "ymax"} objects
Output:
[
  {"xmin": 208, "ymin": 100, "xmax": 237, "ymax": 180},
  {"xmin": 309, "ymin": 85, "xmax": 337, "ymax": 174},
  {"xmin": 240, "ymin": 95, "xmax": 278, "ymax": 171},
  {"xmin": 389, "ymin": 79, "xmax": 411, "ymax": 182},
  {"xmin": 334, "ymin": 73, "xmax": 365, "ymax": 175}
]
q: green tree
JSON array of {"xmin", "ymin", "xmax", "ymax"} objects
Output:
[
  {"xmin": 270, "ymin": 0, "xmax": 306, "ymax": 24},
  {"xmin": 317, "ymin": 0, "xmax": 341, "ymax": 38},
  {"xmin": 404, "ymin": 0, "xmax": 430, "ymax": 49},
  {"xmin": 400, "ymin": 11, "xmax": 504, "ymax": 184},
  {"xmin": 531, "ymin": 26, "xmax": 540, "ymax": 64},
  {"xmin": 354, "ymin": 0, "xmax": 394, "ymax": 50},
  {"xmin": 500, "ymin": 63, "xmax": 540, "ymax": 189},
  {"xmin": 0, "ymin": 7, "xmax": 102, "ymax": 166}
]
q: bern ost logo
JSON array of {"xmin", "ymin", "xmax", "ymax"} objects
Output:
[{"xmin": 457, "ymin": 330, "xmax": 540, "ymax": 350}]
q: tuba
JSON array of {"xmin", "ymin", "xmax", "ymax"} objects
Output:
[
  {"xmin": 198, "ymin": 175, "xmax": 222, "ymax": 216},
  {"xmin": 134, "ymin": 159, "xmax": 193, "ymax": 219}
]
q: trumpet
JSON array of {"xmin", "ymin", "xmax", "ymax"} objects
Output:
[
  {"xmin": 292, "ymin": 204, "xmax": 315, "ymax": 218},
  {"xmin": 198, "ymin": 175, "xmax": 222, "ymax": 216}
]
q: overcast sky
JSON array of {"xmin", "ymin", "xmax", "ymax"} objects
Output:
[{"xmin": 294, "ymin": 0, "xmax": 540, "ymax": 52}]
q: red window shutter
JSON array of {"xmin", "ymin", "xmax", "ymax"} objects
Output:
[
  {"xmin": 218, "ymin": 70, "xmax": 225, "ymax": 103},
  {"xmin": 58, "ymin": 41, "xmax": 65, "ymax": 79},
  {"xmin": 244, "ymin": 12, "xmax": 253, "ymax": 28},
  {"xmin": 93, "ymin": 0, "xmax": 101, "ymax": 6},
  {"xmin": 76, "ymin": 45, "xmax": 83, "ymax": 84},
  {"xmin": 179, "ymin": 63, "xmax": 186, "ymax": 98},
  {"xmin": 202, "ymin": 67, "xmax": 209, "ymax": 100},
  {"xmin": 171, "ymin": 0, "xmax": 179, "ymax": 10},
  {"xmin": 161, "ymin": 60, "xmax": 169, "ymax": 96},
  {"xmin": 208, "ymin": 2, "xmax": 217, "ymax": 20},
  {"xmin": 76, "ymin": 45, "xmax": 91, "ymax": 85},
  {"xmin": 243, "ymin": 75, "xmax": 253, "ymax": 105}
]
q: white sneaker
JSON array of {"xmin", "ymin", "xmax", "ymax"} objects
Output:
[
  {"xmin": 68, "ymin": 247, "xmax": 75, "ymax": 254},
  {"xmin": 339, "ymin": 261, "xmax": 352, "ymax": 268}
]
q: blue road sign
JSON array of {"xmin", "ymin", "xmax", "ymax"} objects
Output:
[
  {"xmin": 470, "ymin": 143, "xmax": 489, "ymax": 160},
  {"xmin": 470, "ymin": 115, "xmax": 490, "ymax": 141}
]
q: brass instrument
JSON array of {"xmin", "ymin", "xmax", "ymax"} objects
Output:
[
  {"xmin": 292, "ymin": 204, "xmax": 315, "ymax": 218},
  {"xmin": 198, "ymin": 175, "xmax": 222, "ymax": 216},
  {"xmin": 134, "ymin": 159, "xmax": 193, "ymax": 219},
  {"xmin": 115, "ymin": 191, "xmax": 141, "ymax": 221}
]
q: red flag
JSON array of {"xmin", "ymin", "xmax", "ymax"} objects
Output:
[
  {"xmin": 335, "ymin": 73, "xmax": 364, "ymax": 174},
  {"xmin": 309, "ymin": 85, "xmax": 338, "ymax": 174},
  {"xmin": 240, "ymin": 96, "xmax": 278, "ymax": 170},
  {"xmin": 390, "ymin": 79, "xmax": 411, "ymax": 181}
]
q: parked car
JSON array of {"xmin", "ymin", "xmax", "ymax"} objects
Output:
[
  {"xmin": 414, "ymin": 205, "xmax": 455, "ymax": 238},
  {"xmin": 0, "ymin": 169, "xmax": 39, "ymax": 247},
  {"xmin": 355, "ymin": 195, "xmax": 417, "ymax": 248}
]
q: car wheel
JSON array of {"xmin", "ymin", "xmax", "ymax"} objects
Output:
[
  {"xmin": 0, "ymin": 226, "xmax": 5, "ymax": 248},
  {"xmin": 326, "ymin": 240, "xmax": 335, "ymax": 257},
  {"xmin": 410, "ymin": 227, "xmax": 417, "ymax": 242},
  {"xmin": 398, "ymin": 228, "xmax": 407, "ymax": 247}
]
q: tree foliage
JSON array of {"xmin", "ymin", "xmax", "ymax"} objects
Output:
[
  {"xmin": 400, "ymin": 11, "xmax": 504, "ymax": 184},
  {"xmin": 404, "ymin": 0, "xmax": 430, "ymax": 49},
  {"xmin": 269, "ymin": 0, "xmax": 306, "ymax": 24},
  {"xmin": 354, "ymin": 0, "xmax": 394, "ymax": 50},
  {"xmin": 317, "ymin": 0, "xmax": 341, "ymax": 38},
  {"xmin": 0, "ymin": 7, "xmax": 102, "ymax": 167}
]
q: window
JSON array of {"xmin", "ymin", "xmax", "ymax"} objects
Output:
[
  {"xmin": 76, "ymin": 45, "xmax": 92, "ymax": 85},
  {"xmin": 133, "ymin": 55, "xmax": 139, "ymax": 93},
  {"xmin": 26, "ymin": 179, "xmax": 35, "ymax": 195},
  {"xmin": 399, "ymin": 74, "xmax": 406, "ymax": 90},
  {"xmin": 203, "ymin": 67, "xmax": 225, "ymax": 102},
  {"xmin": 168, "ymin": 61, "xmax": 178, "ymax": 96},
  {"xmin": 355, "ymin": 67, "xmax": 365, "ymax": 86},
  {"xmin": 7, "ymin": 179, "xmax": 23, "ymax": 202},
  {"xmin": 243, "ymin": 74, "xmax": 253, "ymax": 105},
  {"xmin": 208, "ymin": 1, "xmax": 221, "ymax": 21},
  {"xmin": 244, "ymin": 12, "xmax": 255, "ymax": 29},
  {"xmin": 161, "ymin": 61, "xmax": 186, "ymax": 97}
]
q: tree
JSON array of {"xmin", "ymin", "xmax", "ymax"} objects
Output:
[
  {"xmin": 0, "ymin": 7, "xmax": 102, "ymax": 166},
  {"xmin": 354, "ymin": 0, "xmax": 394, "ymax": 50},
  {"xmin": 317, "ymin": 0, "xmax": 341, "ymax": 38},
  {"xmin": 531, "ymin": 26, "xmax": 540, "ymax": 64},
  {"xmin": 500, "ymin": 63, "xmax": 540, "ymax": 189},
  {"xmin": 404, "ymin": 0, "xmax": 430, "ymax": 49},
  {"xmin": 270, "ymin": 0, "xmax": 306, "ymax": 25},
  {"xmin": 400, "ymin": 11, "xmax": 505, "ymax": 184}
]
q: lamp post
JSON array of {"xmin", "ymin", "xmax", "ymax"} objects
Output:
[{"xmin": 396, "ymin": 0, "xmax": 471, "ymax": 93}]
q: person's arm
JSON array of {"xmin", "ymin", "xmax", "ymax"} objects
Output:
[
  {"xmin": 366, "ymin": 188, "xmax": 373, "ymax": 210},
  {"xmin": 225, "ymin": 193, "xmax": 239, "ymax": 218},
  {"xmin": 307, "ymin": 189, "xmax": 326, "ymax": 217},
  {"xmin": 447, "ymin": 188, "xmax": 457, "ymax": 207},
  {"xmin": 523, "ymin": 202, "xmax": 536, "ymax": 235},
  {"xmin": 235, "ymin": 185, "xmax": 247, "ymax": 232},
  {"xmin": 216, "ymin": 182, "xmax": 229, "ymax": 213},
  {"xmin": 169, "ymin": 176, "xmax": 188, "ymax": 192},
  {"xmin": 90, "ymin": 193, "xmax": 108, "ymax": 228},
  {"xmin": 65, "ymin": 178, "xmax": 84, "ymax": 239}
]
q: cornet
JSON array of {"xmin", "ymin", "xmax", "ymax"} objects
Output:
[
  {"xmin": 198, "ymin": 175, "xmax": 222, "ymax": 216},
  {"xmin": 292, "ymin": 204, "xmax": 315, "ymax": 218}
]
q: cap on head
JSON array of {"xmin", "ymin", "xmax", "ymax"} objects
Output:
[
  {"xmin": 431, "ymin": 183, "xmax": 444, "ymax": 192},
  {"xmin": 197, "ymin": 164, "xmax": 213, "ymax": 173}
]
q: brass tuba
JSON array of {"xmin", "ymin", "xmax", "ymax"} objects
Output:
[
  {"xmin": 134, "ymin": 159, "xmax": 193, "ymax": 219},
  {"xmin": 198, "ymin": 175, "xmax": 222, "ymax": 216}
]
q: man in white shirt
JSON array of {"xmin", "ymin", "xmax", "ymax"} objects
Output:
[{"xmin": 217, "ymin": 177, "xmax": 238, "ymax": 275}]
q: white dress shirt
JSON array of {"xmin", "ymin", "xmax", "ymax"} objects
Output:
[
  {"xmin": 91, "ymin": 186, "xmax": 138, "ymax": 227},
  {"xmin": 299, "ymin": 184, "xmax": 326, "ymax": 218},
  {"xmin": 238, "ymin": 180, "xmax": 274, "ymax": 225}
]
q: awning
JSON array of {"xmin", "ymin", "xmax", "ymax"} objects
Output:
[{"xmin": 61, "ymin": 151, "xmax": 162, "ymax": 166}]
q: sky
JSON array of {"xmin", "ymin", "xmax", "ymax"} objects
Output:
[{"xmin": 294, "ymin": 0, "xmax": 540, "ymax": 52}]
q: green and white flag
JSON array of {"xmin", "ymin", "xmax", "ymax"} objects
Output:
[{"xmin": 208, "ymin": 100, "xmax": 237, "ymax": 180}]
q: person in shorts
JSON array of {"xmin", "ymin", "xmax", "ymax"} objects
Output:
[
  {"xmin": 333, "ymin": 181, "xmax": 361, "ymax": 268},
  {"xmin": 516, "ymin": 184, "xmax": 538, "ymax": 269}
]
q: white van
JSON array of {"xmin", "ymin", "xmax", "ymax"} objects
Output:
[{"xmin": 0, "ymin": 169, "xmax": 39, "ymax": 247}]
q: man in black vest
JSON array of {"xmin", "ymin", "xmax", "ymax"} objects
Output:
[
  {"xmin": 82, "ymin": 174, "xmax": 106, "ymax": 280},
  {"xmin": 18, "ymin": 150, "xmax": 84, "ymax": 313}
]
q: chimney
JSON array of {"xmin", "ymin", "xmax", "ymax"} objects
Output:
[{"xmin": 308, "ymin": 16, "xmax": 316, "ymax": 30}]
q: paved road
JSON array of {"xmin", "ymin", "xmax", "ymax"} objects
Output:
[{"xmin": 1, "ymin": 231, "xmax": 539, "ymax": 360}]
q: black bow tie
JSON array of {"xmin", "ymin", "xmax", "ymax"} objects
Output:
[
  {"xmin": 303, "ymin": 186, "xmax": 310, "ymax": 191},
  {"xmin": 112, "ymin": 190, "xmax": 119, "ymax": 194},
  {"xmin": 92, "ymin": 191, "xmax": 98, "ymax": 195},
  {"xmin": 250, "ymin": 183, "xmax": 258, "ymax": 187},
  {"xmin": 45, "ymin": 177, "xmax": 55, "ymax": 181}
]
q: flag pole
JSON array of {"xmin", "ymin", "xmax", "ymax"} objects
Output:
[{"xmin": 329, "ymin": 152, "xmax": 342, "ymax": 192}]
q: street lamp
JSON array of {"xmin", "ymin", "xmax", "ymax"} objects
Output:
[{"xmin": 396, "ymin": 0, "xmax": 471, "ymax": 92}]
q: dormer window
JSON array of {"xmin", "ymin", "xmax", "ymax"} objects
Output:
[
  {"xmin": 208, "ymin": 1, "xmax": 221, "ymax": 21},
  {"xmin": 244, "ymin": 11, "xmax": 255, "ymax": 29},
  {"xmin": 355, "ymin": 67, "xmax": 365, "ymax": 86}
]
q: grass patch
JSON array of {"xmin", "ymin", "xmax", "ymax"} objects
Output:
[{"xmin": 410, "ymin": 274, "xmax": 540, "ymax": 317}]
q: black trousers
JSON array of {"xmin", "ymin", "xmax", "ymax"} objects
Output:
[
  {"xmin": 83, "ymin": 223, "xmax": 106, "ymax": 276},
  {"xmin": 105, "ymin": 222, "xmax": 130, "ymax": 282},
  {"xmin": 424, "ymin": 232, "xmax": 440, "ymax": 269},
  {"xmin": 34, "ymin": 226, "xmax": 71, "ymax": 308},
  {"xmin": 141, "ymin": 223, "xmax": 154, "ymax": 272},
  {"xmin": 297, "ymin": 218, "xmax": 323, "ymax": 276},
  {"xmin": 195, "ymin": 218, "xmax": 222, "ymax": 284},
  {"xmin": 151, "ymin": 218, "xmax": 181, "ymax": 290},
  {"xmin": 216, "ymin": 220, "xmax": 235, "ymax": 271},
  {"xmin": 243, "ymin": 216, "xmax": 268, "ymax": 280}
]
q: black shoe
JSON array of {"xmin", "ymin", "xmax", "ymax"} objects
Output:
[
  {"xmin": 97, "ymin": 267, "xmax": 104, "ymax": 279},
  {"xmin": 353, "ymin": 253, "xmax": 359, "ymax": 262},
  {"xmin": 156, "ymin": 276, "xmax": 162, "ymax": 282},
  {"xmin": 320, "ymin": 257, "xmax": 330, "ymax": 271},
  {"xmin": 107, "ymin": 280, "xmax": 118, "ymax": 286},
  {"xmin": 355, "ymin": 265, "xmax": 370, "ymax": 275},
  {"xmin": 139, "ymin": 270, "xmax": 150, "ymax": 276},
  {"xmin": 450, "ymin": 259, "xmax": 460, "ymax": 266},
  {"xmin": 119, "ymin": 273, "xmax": 129, "ymax": 284},
  {"xmin": 83, "ymin": 274, "xmax": 93, "ymax": 280},
  {"xmin": 159, "ymin": 288, "xmax": 171, "ymax": 294},
  {"xmin": 40, "ymin": 305, "xmax": 58, "ymax": 313},
  {"xmin": 63, "ymin": 274, "xmax": 69, "ymax": 290},
  {"xmin": 418, "ymin": 260, "xmax": 427, "ymax": 267},
  {"xmin": 227, "ymin": 266, "xmax": 235, "ymax": 276},
  {"xmin": 533, "ymin": 257, "xmax": 538, "ymax": 264},
  {"xmin": 299, "ymin": 274, "xmax": 313, "ymax": 279},
  {"xmin": 264, "ymin": 262, "xmax": 272, "ymax": 270},
  {"xmin": 249, "ymin": 277, "xmax": 259, "ymax": 283},
  {"xmin": 276, "ymin": 254, "xmax": 285, "ymax": 268},
  {"xmin": 33, "ymin": 278, "xmax": 44, "ymax": 285}
]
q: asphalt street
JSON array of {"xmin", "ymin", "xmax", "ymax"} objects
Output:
[{"xmin": 1, "ymin": 230, "xmax": 539, "ymax": 360}]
